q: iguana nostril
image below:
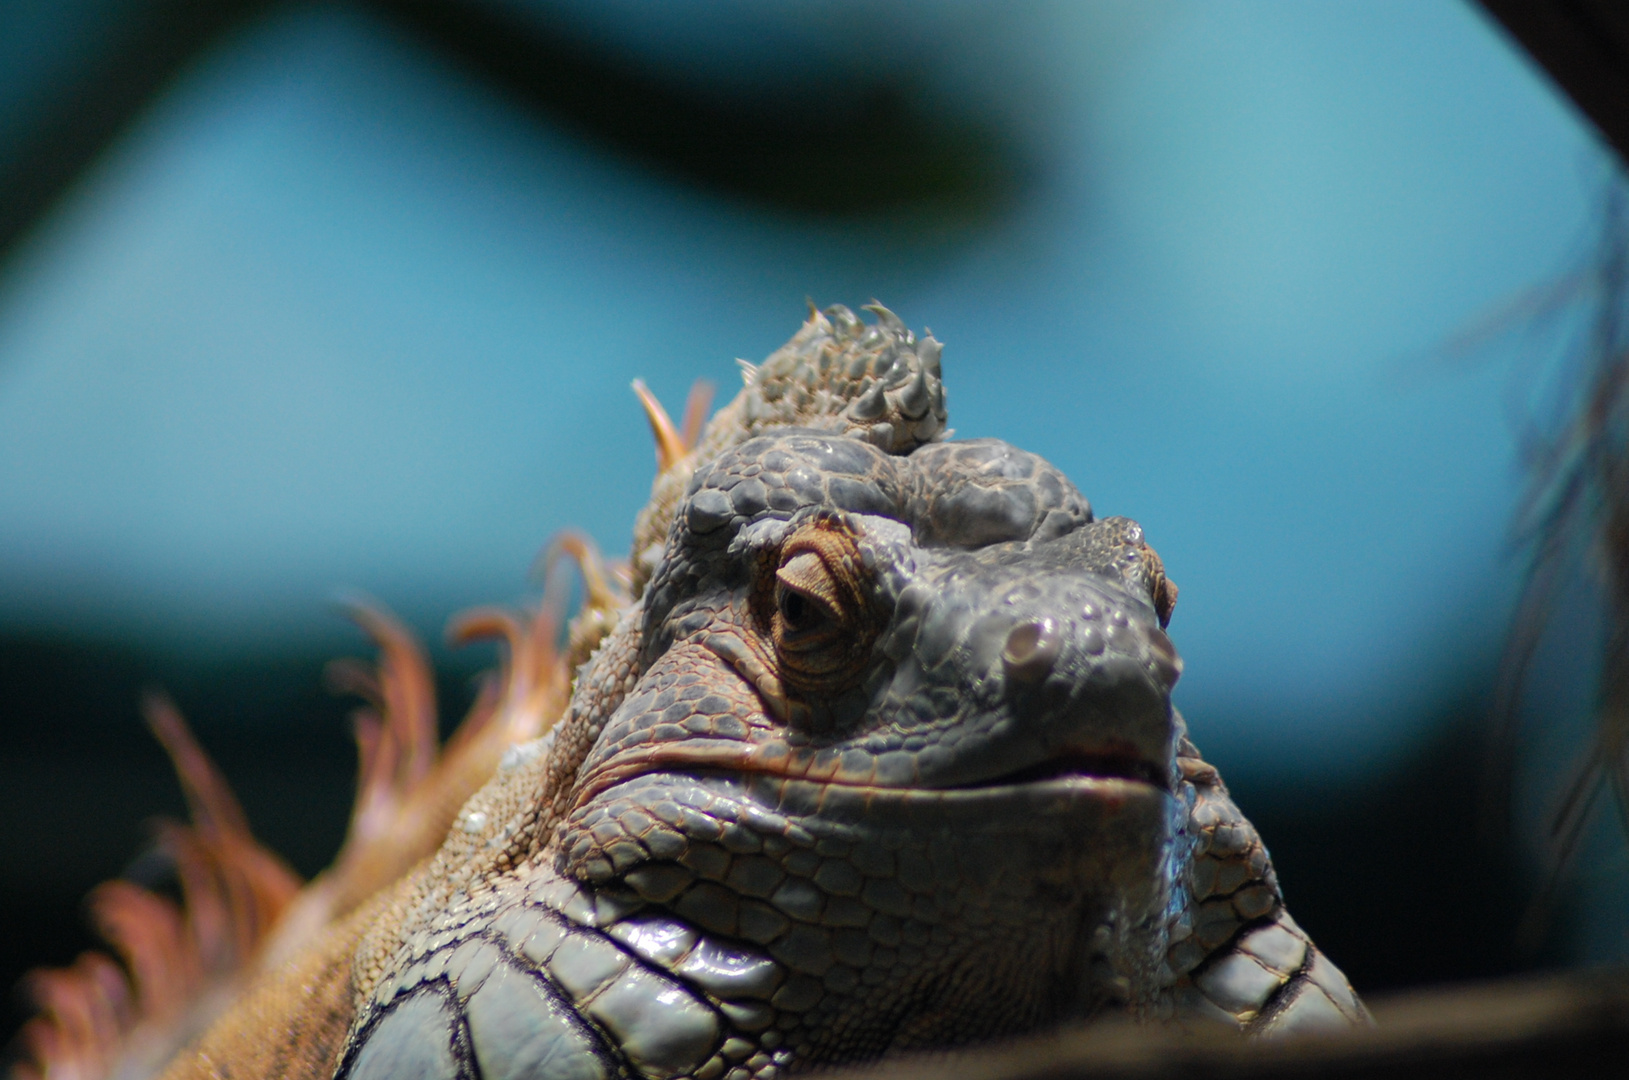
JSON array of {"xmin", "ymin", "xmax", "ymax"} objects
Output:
[{"xmin": 1002, "ymin": 618, "xmax": 1060, "ymax": 682}]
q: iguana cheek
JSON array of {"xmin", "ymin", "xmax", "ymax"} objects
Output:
[
  {"xmin": 567, "ymin": 640, "xmax": 785, "ymax": 817},
  {"xmin": 698, "ymin": 629, "xmax": 793, "ymax": 723}
]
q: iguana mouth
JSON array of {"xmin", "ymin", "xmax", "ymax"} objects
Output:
[
  {"xmin": 571, "ymin": 740, "xmax": 1169, "ymax": 813},
  {"xmin": 963, "ymin": 749, "xmax": 1169, "ymax": 792}
]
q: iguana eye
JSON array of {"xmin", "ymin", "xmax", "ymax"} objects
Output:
[
  {"xmin": 775, "ymin": 582, "xmax": 820, "ymax": 630},
  {"xmin": 767, "ymin": 519, "xmax": 876, "ymax": 698}
]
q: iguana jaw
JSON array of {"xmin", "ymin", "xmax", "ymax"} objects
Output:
[{"xmin": 551, "ymin": 751, "xmax": 1178, "ymax": 1058}]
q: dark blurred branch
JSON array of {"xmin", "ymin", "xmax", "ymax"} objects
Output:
[
  {"xmin": 0, "ymin": 0, "xmax": 1024, "ymax": 273},
  {"xmin": 1478, "ymin": 0, "xmax": 1629, "ymax": 166},
  {"xmin": 365, "ymin": 0, "xmax": 1025, "ymax": 221}
]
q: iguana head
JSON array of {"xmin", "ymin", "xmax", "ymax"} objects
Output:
[{"xmin": 559, "ymin": 421, "xmax": 1187, "ymax": 1057}]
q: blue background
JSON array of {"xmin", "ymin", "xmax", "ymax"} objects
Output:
[{"xmin": 0, "ymin": 0, "xmax": 1620, "ymax": 982}]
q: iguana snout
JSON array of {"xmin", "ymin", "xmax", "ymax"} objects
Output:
[{"xmin": 872, "ymin": 515, "xmax": 1181, "ymax": 793}]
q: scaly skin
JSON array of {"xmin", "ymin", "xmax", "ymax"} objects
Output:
[{"xmin": 164, "ymin": 305, "xmax": 1366, "ymax": 1080}]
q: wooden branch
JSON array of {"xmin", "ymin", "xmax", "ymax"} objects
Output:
[{"xmin": 828, "ymin": 969, "xmax": 1629, "ymax": 1079}]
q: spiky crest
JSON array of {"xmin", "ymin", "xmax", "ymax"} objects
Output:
[
  {"xmin": 12, "ymin": 697, "xmax": 301, "ymax": 1080},
  {"xmin": 11, "ymin": 543, "xmax": 610, "ymax": 1080},
  {"xmin": 628, "ymin": 304, "xmax": 948, "ymax": 593}
]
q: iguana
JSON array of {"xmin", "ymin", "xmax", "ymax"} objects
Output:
[{"xmin": 14, "ymin": 305, "xmax": 1366, "ymax": 1080}]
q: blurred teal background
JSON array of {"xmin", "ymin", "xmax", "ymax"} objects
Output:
[{"xmin": 0, "ymin": 0, "xmax": 1618, "ymax": 1026}]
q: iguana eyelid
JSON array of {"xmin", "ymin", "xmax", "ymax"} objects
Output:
[
  {"xmin": 774, "ymin": 552, "xmax": 843, "ymax": 630},
  {"xmin": 766, "ymin": 522, "xmax": 879, "ymax": 701}
]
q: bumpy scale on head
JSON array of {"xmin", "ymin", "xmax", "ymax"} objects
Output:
[{"xmin": 630, "ymin": 304, "xmax": 949, "ymax": 597}]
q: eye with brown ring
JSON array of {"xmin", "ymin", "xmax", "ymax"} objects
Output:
[{"xmin": 760, "ymin": 516, "xmax": 879, "ymax": 700}]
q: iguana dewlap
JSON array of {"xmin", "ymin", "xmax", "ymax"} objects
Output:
[{"xmin": 25, "ymin": 305, "xmax": 1366, "ymax": 1080}]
